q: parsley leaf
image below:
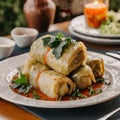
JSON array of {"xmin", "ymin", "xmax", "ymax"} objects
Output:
[
  {"xmin": 71, "ymin": 89, "xmax": 87, "ymax": 98},
  {"xmin": 32, "ymin": 90, "xmax": 40, "ymax": 100},
  {"xmin": 42, "ymin": 36, "xmax": 61, "ymax": 48},
  {"xmin": 88, "ymin": 86, "xmax": 95, "ymax": 95},
  {"xmin": 13, "ymin": 72, "xmax": 28, "ymax": 86},
  {"xmin": 42, "ymin": 32, "xmax": 74, "ymax": 59},
  {"xmin": 57, "ymin": 32, "xmax": 64, "ymax": 39},
  {"xmin": 49, "ymin": 38, "xmax": 61, "ymax": 48},
  {"xmin": 42, "ymin": 37, "xmax": 53, "ymax": 46},
  {"xmin": 11, "ymin": 68, "xmax": 33, "ymax": 94},
  {"xmin": 53, "ymin": 40, "xmax": 67, "ymax": 59},
  {"xmin": 96, "ymin": 78, "xmax": 105, "ymax": 83}
]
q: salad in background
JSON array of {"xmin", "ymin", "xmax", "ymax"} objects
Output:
[{"xmin": 100, "ymin": 10, "xmax": 120, "ymax": 34}]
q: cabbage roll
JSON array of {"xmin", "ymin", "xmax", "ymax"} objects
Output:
[
  {"xmin": 22, "ymin": 58, "xmax": 50, "ymax": 88},
  {"xmin": 70, "ymin": 65, "xmax": 96, "ymax": 90},
  {"xmin": 30, "ymin": 35, "xmax": 87, "ymax": 75},
  {"xmin": 22, "ymin": 58, "xmax": 76, "ymax": 98},
  {"xmin": 22, "ymin": 57, "xmax": 50, "ymax": 79},
  {"xmin": 37, "ymin": 70, "xmax": 76, "ymax": 98},
  {"xmin": 87, "ymin": 57, "xmax": 104, "ymax": 78}
]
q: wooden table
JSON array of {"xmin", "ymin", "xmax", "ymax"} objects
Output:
[{"xmin": 0, "ymin": 21, "xmax": 120, "ymax": 120}]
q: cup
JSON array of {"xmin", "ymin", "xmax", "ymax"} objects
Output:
[
  {"xmin": 84, "ymin": 0, "xmax": 109, "ymax": 28},
  {"xmin": 0, "ymin": 37, "xmax": 15, "ymax": 59},
  {"xmin": 11, "ymin": 27, "xmax": 38, "ymax": 48}
]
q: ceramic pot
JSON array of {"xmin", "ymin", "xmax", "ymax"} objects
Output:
[{"xmin": 24, "ymin": 0, "xmax": 56, "ymax": 32}]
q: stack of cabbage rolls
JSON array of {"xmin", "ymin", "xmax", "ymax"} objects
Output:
[
  {"xmin": 22, "ymin": 34, "xmax": 104, "ymax": 98},
  {"xmin": 23, "ymin": 58, "xmax": 76, "ymax": 98}
]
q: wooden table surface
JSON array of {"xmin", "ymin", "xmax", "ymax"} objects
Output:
[{"xmin": 0, "ymin": 21, "xmax": 120, "ymax": 120}]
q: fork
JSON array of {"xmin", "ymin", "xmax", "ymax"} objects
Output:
[
  {"xmin": 106, "ymin": 51, "xmax": 120, "ymax": 60},
  {"xmin": 98, "ymin": 107, "xmax": 120, "ymax": 120}
]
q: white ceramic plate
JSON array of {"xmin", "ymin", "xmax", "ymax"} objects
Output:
[
  {"xmin": 69, "ymin": 26, "xmax": 120, "ymax": 45},
  {"xmin": 0, "ymin": 52, "xmax": 120, "ymax": 108},
  {"xmin": 71, "ymin": 15, "xmax": 120, "ymax": 38}
]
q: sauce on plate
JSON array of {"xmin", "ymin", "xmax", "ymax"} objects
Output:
[{"xmin": 10, "ymin": 82, "xmax": 103, "ymax": 101}]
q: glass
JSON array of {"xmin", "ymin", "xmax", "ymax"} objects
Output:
[{"xmin": 84, "ymin": 0, "xmax": 109, "ymax": 28}]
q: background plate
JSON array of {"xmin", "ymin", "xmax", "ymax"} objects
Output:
[
  {"xmin": 71, "ymin": 15, "xmax": 120, "ymax": 38},
  {"xmin": 69, "ymin": 26, "xmax": 120, "ymax": 45}
]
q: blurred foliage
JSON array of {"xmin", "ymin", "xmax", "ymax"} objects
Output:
[
  {"xmin": 0, "ymin": 0, "xmax": 27, "ymax": 35},
  {"xmin": 109, "ymin": 0, "xmax": 120, "ymax": 11},
  {"xmin": 0, "ymin": 0, "xmax": 120, "ymax": 35}
]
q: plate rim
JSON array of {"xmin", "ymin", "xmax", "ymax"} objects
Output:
[
  {"xmin": 0, "ymin": 52, "xmax": 120, "ymax": 108},
  {"xmin": 69, "ymin": 26, "xmax": 120, "ymax": 45},
  {"xmin": 71, "ymin": 15, "xmax": 120, "ymax": 38}
]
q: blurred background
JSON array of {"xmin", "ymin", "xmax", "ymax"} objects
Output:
[{"xmin": 0, "ymin": 0, "xmax": 120, "ymax": 35}]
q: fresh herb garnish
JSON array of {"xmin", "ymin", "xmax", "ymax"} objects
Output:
[
  {"xmin": 32, "ymin": 90, "xmax": 40, "ymax": 100},
  {"xmin": 11, "ymin": 68, "xmax": 33, "ymax": 94},
  {"xmin": 95, "ymin": 88, "xmax": 103, "ymax": 94},
  {"xmin": 12, "ymin": 67, "xmax": 28, "ymax": 86},
  {"xmin": 42, "ymin": 32, "xmax": 75, "ymax": 59},
  {"xmin": 96, "ymin": 78, "xmax": 105, "ymax": 83},
  {"xmin": 71, "ymin": 89, "xmax": 87, "ymax": 98},
  {"xmin": 10, "ymin": 83, "xmax": 21, "ymax": 89},
  {"xmin": 52, "ymin": 40, "xmax": 67, "ymax": 59},
  {"xmin": 18, "ymin": 84, "xmax": 32, "ymax": 94},
  {"xmin": 88, "ymin": 86, "xmax": 103, "ymax": 96},
  {"xmin": 88, "ymin": 86, "xmax": 95, "ymax": 96}
]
